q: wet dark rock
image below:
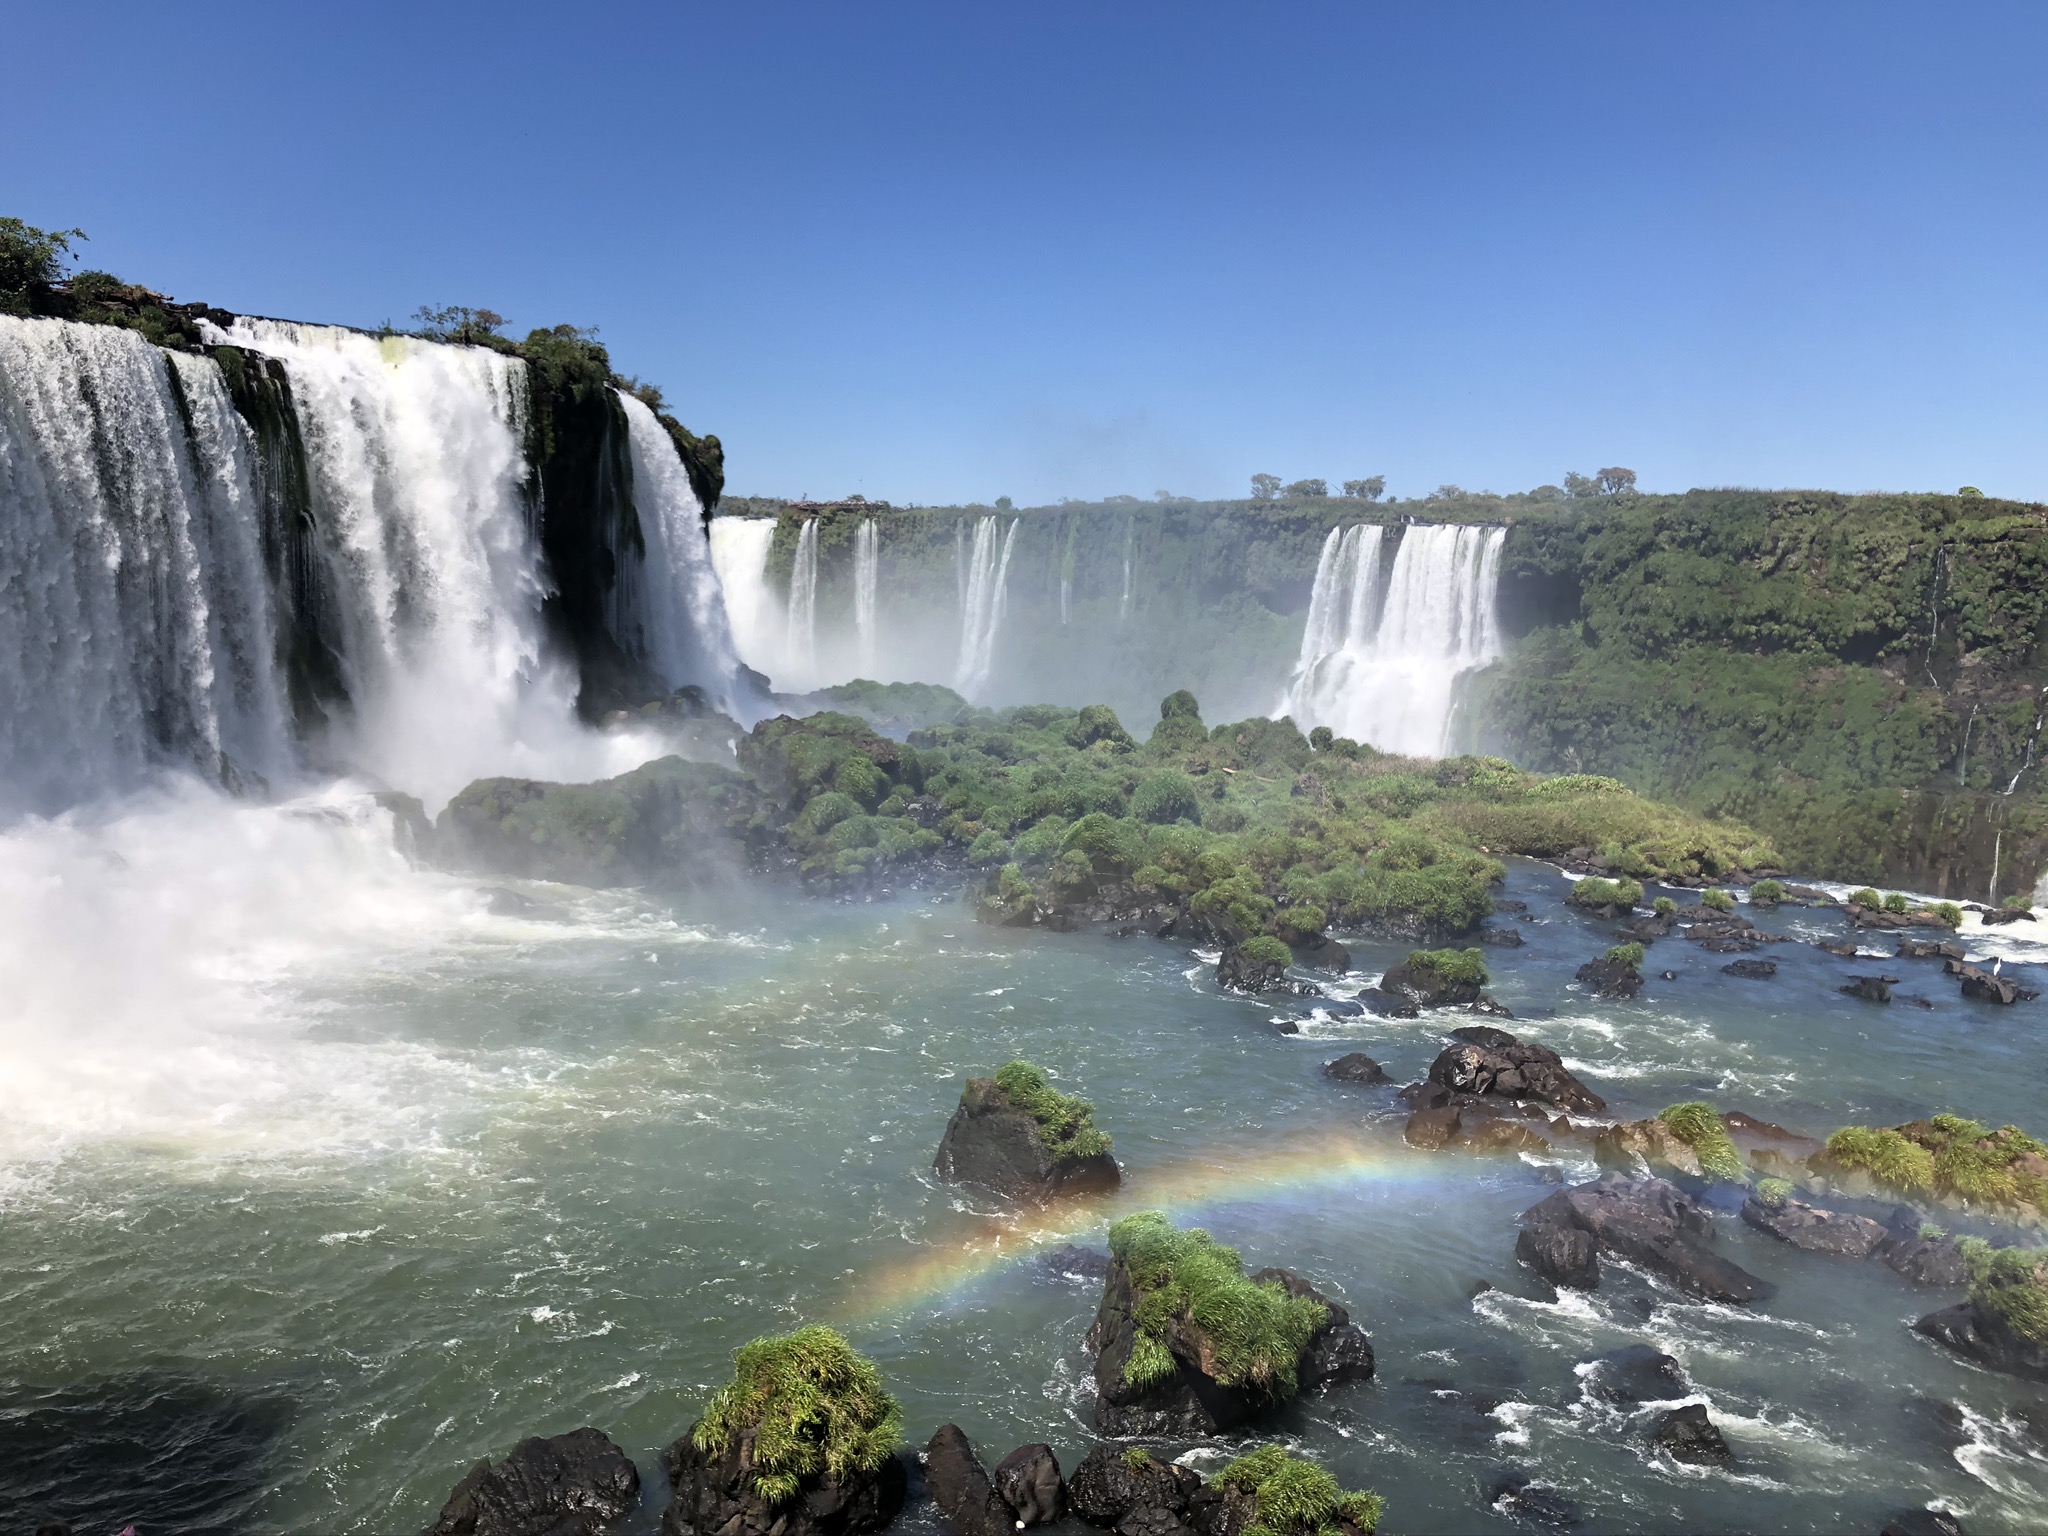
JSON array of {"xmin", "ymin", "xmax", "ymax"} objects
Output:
[
  {"xmin": 994, "ymin": 1445, "xmax": 1064, "ymax": 1529},
  {"xmin": 662, "ymin": 1428, "xmax": 905, "ymax": 1536},
  {"xmin": 1880, "ymin": 1510, "xmax": 1967, "ymax": 1536},
  {"xmin": 1518, "ymin": 1173, "xmax": 1774, "ymax": 1303},
  {"xmin": 1465, "ymin": 1118, "xmax": 1552, "ymax": 1155},
  {"xmin": 1842, "ymin": 976, "xmax": 1895, "ymax": 1003},
  {"xmin": 1721, "ymin": 958, "xmax": 1777, "ymax": 979},
  {"xmin": 1914, "ymin": 1302, "xmax": 2048, "ymax": 1382},
  {"xmin": 1381, "ymin": 956, "xmax": 1484, "ymax": 1008},
  {"xmin": 1250, "ymin": 1266, "xmax": 1377, "ymax": 1391},
  {"xmin": 1289, "ymin": 935, "xmax": 1351, "ymax": 973},
  {"xmin": 1817, "ymin": 937, "xmax": 1862, "ymax": 958},
  {"xmin": 1041, "ymin": 1244, "xmax": 1112, "ymax": 1282},
  {"xmin": 1405, "ymin": 1103, "xmax": 1464, "ymax": 1150},
  {"xmin": 1516, "ymin": 1214, "xmax": 1598, "ymax": 1289},
  {"xmin": 934, "ymin": 1075, "xmax": 1121, "ymax": 1204},
  {"xmin": 1471, "ymin": 994, "xmax": 1516, "ymax": 1018},
  {"xmin": 1947, "ymin": 958, "xmax": 2034, "ymax": 1005},
  {"xmin": 1426, "ymin": 1033, "xmax": 1605, "ymax": 1115},
  {"xmin": 1487, "ymin": 1470, "xmax": 1584, "ymax": 1527},
  {"xmin": 1479, "ymin": 926, "xmax": 1525, "ymax": 947},
  {"xmin": 1621, "ymin": 914, "xmax": 1676, "ymax": 943},
  {"xmin": 1586, "ymin": 1345, "xmax": 1688, "ymax": 1404},
  {"xmin": 925, "ymin": 1425, "xmax": 1009, "ymax": 1536},
  {"xmin": 1494, "ymin": 899, "xmax": 1529, "ymax": 913},
  {"xmin": 1982, "ymin": 906, "xmax": 2032, "ymax": 927},
  {"xmin": 1065, "ymin": 1444, "xmax": 1201, "ymax": 1536},
  {"xmin": 1897, "ymin": 936, "xmax": 1966, "ymax": 961},
  {"xmin": 1448, "ymin": 1025, "xmax": 1519, "ymax": 1049},
  {"xmin": 424, "ymin": 1427, "xmax": 639, "ymax": 1536},
  {"xmin": 1898, "ymin": 1395, "xmax": 1970, "ymax": 1454},
  {"xmin": 1574, "ymin": 957, "xmax": 1642, "ymax": 999},
  {"xmin": 1873, "ymin": 1228, "xmax": 1968, "ymax": 1288},
  {"xmin": 1322, "ymin": 1052, "xmax": 1390, "ymax": 1085},
  {"xmin": 1659, "ymin": 969, "xmax": 1678, "ymax": 980},
  {"xmin": 1740, "ymin": 1197, "xmax": 1887, "ymax": 1258},
  {"xmin": 1351, "ymin": 985, "xmax": 1421, "ymax": 1018},
  {"xmin": 1217, "ymin": 943, "xmax": 1288, "ymax": 995},
  {"xmin": 1651, "ymin": 1403, "xmax": 1732, "ymax": 1466}
]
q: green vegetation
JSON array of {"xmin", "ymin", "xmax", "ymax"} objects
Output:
[
  {"xmin": 1958, "ymin": 1240, "xmax": 2048, "ymax": 1345},
  {"xmin": 1755, "ymin": 1176, "xmax": 1794, "ymax": 1206},
  {"xmin": 1215, "ymin": 1444, "xmax": 1385, "ymax": 1536},
  {"xmin": 1122, "ymin": 1446, "xmax": 1156, "ymax": 1472},
  {"xmin": 1238, "ymin": 934, "xmax": 1295, "ymax": 968},
  {"xmin": 990, "ymin": 1060, "xmax": 1111, "ymax": 1160},
  {"xmin": 1824, "ymin": 1115, "xmax": 2048, "ymax": 1210},
  {"xmin": 2006, "ymin": 895, "xmax": 2037, "ymax": 911},
  {"xmin": 1749, "ymin": 878, "xmax": 1786, "ymax": 905},
  {"xmin": 1883, "ymin": 891, "xmax": 1910, "ymax": 913},
  {"xmin": 1657, "ymin": 1101, "xmax": 1744, "ymax": 1181},
  {"xmin": 1107, "ymin": 1212, "xmax": 1328, "ymax": 1396},
  {"xmin": 1604, "ymin": 942, "xmax": 1646, "ymax": 971},
  {"xmin": 1849, "ymin": 888, "xmax": 1883, "ymax": 908},
  {"xmin": 1701, "ymin": 888, "xmax": 1736, "ymax": 912},
  {"xmin": 1, "ymin": 216, "xmax": 85, "ymax": 314},
  {"xmin": 1408, "ymin": 947, "xmax": 1488, "ymax": 988},
  {"xmin": 1569, "ymin": 876, "xmax": 1642, "ymax": 910},
  {"xmin": 1933, "ymin": 901, "xmax": 1964, "ymax": 928},
  {"xmin": 692, "ymin": 1326, "xmax": 902, "ymax": 1504},
  {"xmin": 1652, "ymin": 895, "xmax": 1677, "ymax": 917}
]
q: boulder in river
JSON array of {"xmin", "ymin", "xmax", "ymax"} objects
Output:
[
  {"xmin": 1352, "ymin": 986, "xmax": 1420, "ymax": 1018},
  {"xmin": 1739, "ymin": 1196, "xmax": 1887, "ymax": 1258},
  {"xmin": 1947, "ymin": 958, "xmax": 2036, "ymax": 1005},
  {"xmin": 1380, "ymin": 948, "xmax": 1488, "ymax": 1008},
  {"xmin": 1323, "ymin": 1053, "xmax": 1390, "ymax": 1085},
  {"xmin": 1651, "ymin": 1403, "xmax": 1733, "ymax": 1466},
  {"xmin": 1218, "ymin": 938, "xmax": 1292, "ymax": 994},
  {"xmin": 1478, "ymin": 926, "xmax": 1525, "ymax": 948},
  {"xmin": 1487, "ymin": 1471, "xmax": 1583, "ymax": 1528},
  {"xmin": 1880, "ymin": 1509, "xmax": 1968, "ymax": 1536},
  {"xmin": 1423, "ymin": 1032, "xmax": 1605, "ymax": 1116},
  {"xmin": 1517, "ymin": 1173, "xmax": 1774, "ymax": 1303},
  {"xmin": 1065, "ymin": 1444, "xmax": 1201, "ymax": 1534},
  {"xmin": 994, "ymin": 1445, "xmax": 1064, "ymax": 1529},
  {"xmin": 1585, "ymin": 1345, "xmax": 1688, "ymax": 1404},
  {"xmin": 934, "ymin": 1061, "xmax": 1120, "ymax": 1203},
  {"xmin": 1872, "ymin": 1212, "xmax": 1969, "ymax": 1287},
  {"xmin": 1842, "ymin": 975, "xmax": 1896, "ymax": 1003},
  {"xmin": 424, "ymin": 1427, "xmax": 640, "ymax": 1536},
  {"xmin": 1574, "ymin": 956, "xmax": 1642, "ymax": 999},
  {"xmin": 1897, "ymin": 936, "xmax": 1966, "ymax": 962},
  {"xmin": 1916, "ymin": 1277, "xmax": 2048, "ymax": 1383},
  {"xmin": 1721, "ymin": 958, "xmax": 1777, "ymax": 979},
  {"xmin": 925, "ymin": 1425, "xmax": 1009, "ymax": 1536}
]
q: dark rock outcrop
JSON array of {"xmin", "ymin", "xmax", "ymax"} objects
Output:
[
  {"xmin": 1380, "ymin": 957, "xmax": 1483, "ymax": 1008},
  {"xmin": 1880, "ymin": 1509, "xmax": 1968, "ymax": 1536},
  {"xmin": 994, "ymin": 1445, "xmax": 1064, "ymax": 1529},
  {"xmin": 425, "ymin": 1428, "xmax": 640, "ymax": 1536},
  {"xmin": 1914, "ymin": 1302, "xmax": 2048, "ymax": 1382},
  {"xmin": 1217, "ymin": 943, "xmax": 1289, "ymax": 995},
  {"xmin": 1842, "ymin": 976, "xmax": 1896, "ymax": 1003},
  {"xmin": 1290, "ymin": 935, "xmax": 1352, "ymax": 973},
  {"xmin": 1585, "ymin": 1345, "xmax": 1688, "ymax": 1404},
  {"xmin": 661, "ymin": 1427, "xmax": 905, "ymax": 1536},
  {"xmin": 1516, "ymin": 1214, "xmax": 1599, "ymax": 1290},
  {"xmin": 1478, "ymin": 926, "xmax": 1525, "ymax": 948},
  {"xmin": 1721, "ymin": 958, "xmax": 1777, "ymax": 979},
  {"xmin": 1065, "ymin": 1445, "xmax": 1201, "ymax": 1536},
  {"xmin": 1517, "ymin": 1173, "xmax": 1774, "ymax": 1303},
  {"xmin": 1873, "ymin": 1221, "xmax": 1969, "ymax": 1288},
  {"xmin": 1574, "ymin": 957, "xmax": 1642, "ymax": 999},
  {"xmin": 1404, "ymin": 1102, "xmax": 1465, "ymax": 1151},
  {"xmin": 1947, "ymin": 958, "xmax": 2035, "ymax": 1004},
  {"xmin": 934, "ymin": 1076, "xmax": 1120, "ymax": 1204},
  {"xmin": 1898, "ymin": 936, "xmax": 1966, "ymax": 961},
  {"xmin": 1351, "ymin": 986, "xmax": 1420, "ymax": 1018},
  {"xmin": 1652, "ymin": 1403, "xmax": 1732, "ymax": 1466},
  {"xmin": 1425, "ymin": 1034, "xmax": 1605, "ymax": 1116},
  {"xmin": 1250, "ymin": 1266, "xmax": 1377, "ymax": 1392},
  {"xmin": 1740, "ymin": 1198, "xmax": 1886, "ymax": 1258},
  {"xmin": 1487, "ymin": 1472, "xmax": 1584, "ymax": 1528},
  {"xmin": 1322, "ymin": 1053, "xmax": 1390, "ymax": 1085},
  {"xmin": 925, "ymin": 1426, "xmax": 1009, "ymax": 1536}
]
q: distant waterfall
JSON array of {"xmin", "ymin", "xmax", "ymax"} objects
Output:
[
  {"xmin": 785, "ymin": 518, "xmax": 820, "ymax": 682},
  {"xmin": 0, "ymin": 317, "xmax": 293, "ymax": 809},
  {"xmin": 1059, "ymin": 573, "xmax": 1072, "ymax": 626},
  {"xmin": 617, "ymin": 393, "xmax": 742, "ymax": 707},
  {"xmin": 853, "ymin": 518, "xmax": 879, "ymax": 670},
  {"xmin": 955, "ymin": 516, "xmax": 1018, "ymax": 697},
  {"xmin": 707, "ymin": 517, "xmax": 780, "ymax": 680},
  {"xmin": 1281, "ymin": 523, "xmax": 1504, "ymax": 757}
]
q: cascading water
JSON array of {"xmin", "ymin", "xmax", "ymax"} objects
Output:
[
  {"xmin": 785, "ymin": 518, "xmax": 820, "ymax": 685},
  {"xmin": 616, "ymin": 393, "xmax": 743, "ymax": 709},
  {"xmin": 955, "ymin": 516, "xmax": 1018, "ymax": 697},
  {"xmin": 854, "ymin": 517, "xmax": 879, "ymax": 671},
  {"xmin": 0, "ymin": 316, "xmax": 294, "ymax": 811},
  {"xmin": 707, "ymin": 517, "xmax": 780, "ymax": 682},
  {"xmin": 1281, "ymin": 522, "xmax": 1504, "ymax": 757}
]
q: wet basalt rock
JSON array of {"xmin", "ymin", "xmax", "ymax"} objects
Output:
[
  {"xmin": 1721, "ymin": 958, "xmax": 1777, "ymax": 979},
  {"xmin": 1574, "ymin": 956, "xmax": 1642, "ymax": 999},
  {"xmin": 1880, "ymin": 1509, "xmax": 1968, "ymax": 1536},
  {"xmin": 1651, "ymin": 1403, "xmax": 1732, "ymax": 1466},
  {"xmin": 925, "ymin": 1425, "xmax": 1010, "ymax": 1536},
  {"xmin": 1947, "ymin": 958, "xmax": 2036, "ymax": 1005},
  {"xmin": 1351, "ymin": 985, "xmax": 1421, "ymax": 1018},
  {"xmin": 1842, "ymin": 975, "xmax": 1896, "ymax": 1003},
  {"xmin": 1379, "ymin": 956, "xmax": 1484, "ymax": 1008},
  {"xmin": 425, "ymin": 1427, "xmax": 640, "ymax": 1536},
  {"xmin": 1517, "ymin": 1173, "xmax": 1774, "ymax": 1303},
  {"xmin": 661, "ymin": 1427, "xmax": 906, "ymax": 1536},
  {"xmin": 1065, "ymin": 1445, "xmax": 1202, "ymax": 1536},
  {"xmin": 1322, "ymin": 1052, "xmax": 1390, "ymax": 1085},
  {"xmin": 994, "ymin": 1444, "xmax": 1065, "ymax": 1529},
  {"xmin": 1421, "ymin": 1032, "xmax": 1605, "ymax": 1116},
  {"xmin": 1585, "ymin": 1345, "xmax": 1688, "ymax": 1404},
  {"xmin": 1739, "ymin": 1196, "xmax": 1887, "ymax": 1258},
  {"xmin": 1217, "ymin": 943, "xmax": 1322, "ymax": 997},
  {"xmin": 1487, "ymin": 1471, "xmax": 1584, "ymax": 1528},
  {"xmin": 934, "ymin": 1075, "xmax": 1121, "ymax": 1204},
  {"xmin": 1897, "ymin": 936, "xmax": 1966, "ymax": 962},
  {"xmin": 1914, "ymin": 1301, "xmax": 2048, "ymax": 1382}
]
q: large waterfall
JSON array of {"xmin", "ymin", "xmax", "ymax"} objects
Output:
[
  {"xmin": 853, "ymin": 517, "xmax": 879, "ymax": 671},
  {"xmin": 785, "ymin": 518, "xmax": 820, "ymax": 683},
  {"xmin": 955, "ymin": 516, "xmax": 1018, "ymax": 697},
  {"xmin": 1282, "ymin": 522, "xmax": 1504, "ymax": 757},
  {"xmin": 707, "ymin": 517, "xmax": 779, "ymax": 678}
]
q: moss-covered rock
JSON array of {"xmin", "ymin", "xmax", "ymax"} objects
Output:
[{"xmin": 933, "ymin": 1062, "xmax": 1119, "ymax": 1203}]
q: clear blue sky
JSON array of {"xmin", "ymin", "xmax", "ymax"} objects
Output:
[{"xmin": 7, "ymin": 2, "xmax": 2045, "ymax": 504}]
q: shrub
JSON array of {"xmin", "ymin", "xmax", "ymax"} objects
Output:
[
  {"xmin": 1825, "ymin": 1126, "xmax": 1935, "ymax": 1191},
  {"xmin": 1605, "ymin": 942, "xmax": 1646, "ymax": 972},
  {"xmin": 1308, "ymin": 725, "xmax": 1335, "ymax": 752},
  {"xmin": 1932, "ymin": 902, "xmax": 1963, "ymax": 929},
  {"xmin": 1161, "ymin": 689, "xmax": 1201, "ymax": 721},
  {"xmin": 693, "ymin": 1326, "xmax": 902, "ymax": 1504},
  {"xmin": 1132, "ymin": 772, "xmax": 1201, "ymax": 825},
  {"xmin": 965, "ymin": 829, "xmax": 1011, "ymax": 866},
  {"xmin": 1215, "ymin": 1443, "xmax": 1385, "ymax": 1536},
  {"xmin": 1701, "ymin": 888, "xmax": 1735, "ymax": 912},
  {"xmin": 991, "ymin": 1060, "xmax": 1111, "ymax": 1159},
  {"xmin": 1657, "ymin": 1101, "xmax": 1744, "ymax": 1181},
  {"xmin": 2005, "ymin": 895, "xmax": 2036, "ymax": 912},
  {"xmin": 834, "ymin": 754, "xmax": 886, "ymax": 806},
  {"xmin": 1064, "ymin": 812, "xmax": 1145, "ymax": 874},
  {"xmin": 1408, "ymin": 947, "xmax": 1488, "ymax": 988},
  {"xmin": 1069, "ymin": 703, "xmax": 1132, "ymax": 748},
  {"xmin": 1750, "ymin": 878, "xmax": 1786, "ymax": 905},
  {"xmin": 1883, "ymin": 892, "xmax": 1910, "ymax": 914},
  {"xmin": 1652, "ymin": 896, "xmax": 1677, "ymax": 917},
  {"xmin": 1755, "ymin": 1176, "xmax": 1794, "ymax": 1206},
  {"xmin": 1274, "ymin": 904, "xmax": 1328, "ymax": 944},
  {"xmin": 1569, "ymin": 876, "xmax": 1642, "ymax": 910},
  {"xmin": 1239, "ymin": 934, "xmax": 1294, "ymax": 969},
  {"xmin": 794, "ymin": 791, "xmax": 860, "ymax": 838},
  {"xmin": 1849, "ymin": 888, "xmax": 1883, "ymax": 909},
  {"xmin": 1106, "ymin": 1212, "xmax": 1328, "ymax": 1395},
  {"xmin": 1958, "ymin": 1239, "xmax": 2048, "ymax": 1345},
  {"xmin": 1204, "ymin": 802, "xmax": 1249, "ymax": 833}
]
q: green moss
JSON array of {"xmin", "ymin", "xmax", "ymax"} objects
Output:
[
  {"xmin": 1825, "ymin": 1126, "xmax": 1936, "ymax": 1191},
  {"xmin": 1570, "ymin": 876, "xmax": 1643, "ymax": 910},
  {"xmin": 1216, "ymin": 1445, "xmax": 1384, "ymax": 1536},
  {"xmin": 1959, "ymin": 1239, "xmax": 2048, "ymax": 1345},
  {"xmin": 1657, "ymin": 1101, "xmax": 1744, "ymax": 1181},
  {"xmin": 1604, "ymin": 942, "xmax": 1646, "ymax": 971},
  {"xmin": 692, "ymin": 1326, "xmax": 902, "ymax": 1504},
  {"xmin": 1408, "ymin": 947, "xmax": 1488, "ymax": 988},
  {"xmin": 1107, "ymin": 1212, "xmax": 1328, "ymax": 1396},
  {"xmin": 990, "ymin": 1060, "xmax": 1112, "ymax": 1161}
]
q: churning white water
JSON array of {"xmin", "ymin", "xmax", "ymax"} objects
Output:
[
  {"xmin": 1282, "ymin": 523, "xmax": 1504, "ymax": 756},
  {"xmin": 955, "ymin": 516, "xmax": 1018, "ymax": 697},
  {"xmin": 0, "ymin": 317, "xmax": 293, "ymax": 810},
  {"xmin": 854, "ymin": 517, "xmax": 879, "ymax": 671},
  {"xmin": 617, "ymin": 393, "xmax": 744, "ymax": 711}
]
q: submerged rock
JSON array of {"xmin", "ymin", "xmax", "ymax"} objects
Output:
[
  {"xmin": 1487, "ymin": 1471, "xmax": 1584, "ymax": 1528},
  {"xmin": 1880, "ymin": 1509, "xmax": 1968, "ymax": 1536},
  {"xmin": 1651, "ymin": 1403, "xmax": 1732, "ymax": 1466},
  {"xmin": 1739, "ymin": 1197, "xmax": 1886, "ymax": 1258},
  {"xmin": 1842, "ymin": 976, "xmax": 1896, "ymax": 1003},
  {"xmin": 1040, "ymin": 1244, "xmax": 1112, "ymax": 1282},
  {"xmin": 1585, "ymin": 1345, "xmax": 1688, "ymax": 1404},
  {"xmin": 1323, "ymin": 1052, "xmax": 1390, "ymax": 1085},
  {"xmin": 1517, "ymin": 1173, "xmax": 1774, "ymax": 1303},
  {"xmin": 424, "ymin": 1427, "xmax": 640, "ymax": 1536}
]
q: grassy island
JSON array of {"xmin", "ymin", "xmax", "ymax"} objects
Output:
[
  {"xmin": 1216, "ymin": 1444, "xmax": 1385, "ymax": 1536},
  {"xmin": 692, "ymin": 1326, "xmax": 902, "ymax": 1503},
  {"xmin": 990, "ymin": 1060, "xmax": 1111, "ymax": 1160}
]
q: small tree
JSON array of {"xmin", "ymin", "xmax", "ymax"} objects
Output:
[
  {"xmin": 1, "ymin": 216, "xmax": 87, "ymax": 314},
  {"xmin": 1959, "ymin": 486, "xmax": 1985, "ymax": 498},
  {"xmin": 1250, "ymin": 473, "xmax": 1282, "ymax": 501},
  {"xmin": 413, "ymin": 304, "xmax": 506, "ymax": 344},
  {"xmin": 1428, "ymin": 483, "xmax": 1465, "ymax": 501},
  {"xmin": 1562, "ymin": 471, "xmax": 1597, "ymax": 498},
  {"xmin": 995, "ymin": 495, "xmax": 1013, "ymax": 510},
  {"xmin": 1595, "ymin": 466, "xmax": 1637, "ymax": 495},
  {"xmin": 1283, "ymin": 478, "xmax": 1328, "ymax": 499},
  {"xmin": 1341, "ymin": 476, "xmax": 1386, "ymax": 501}
]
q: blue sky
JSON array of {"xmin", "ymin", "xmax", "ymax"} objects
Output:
[{"xmin": 7, "ymin": 2, "xmax": 2045, "ymax": 504}]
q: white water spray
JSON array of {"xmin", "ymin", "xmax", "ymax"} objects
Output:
[
  {"xmin": 1281, "ymin": 523, "xmax": 1504, "ymax": 756},
  {"xmin": 854, "ymin": 517, "xmax": 879, "ymax": 671},
  {"xmin": 708, "ymin": 517, "xmax": 780, "ymax": 682},
  {"xmin": 785, "ymin": 518, "xmax": 820, "ymax": 685},
  {"xmin": 955, "ymin": 517, "xmax": 1019, "ymax": 698}
]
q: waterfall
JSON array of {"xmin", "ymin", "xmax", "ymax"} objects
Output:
[
  {"xmin": 707, "ymin": 518, "xmax": 780, "ymax": 683},
  {"xmin": 1059, "ymin": 573, "xmax": 1072, "ymax": 626},
  {"xmin": 0, "ymin": 317, "xmax": 293, "ymax": 810},
  {"xmin": 955, "ymin": 516, "xmax": 1019, "ymax": 697},
  {"xmin": 853, "ymin": 518, "xmax": 879, "ymax": 671},
  {"xmin": 785, "ymin": 518, "xmax": 819, "ymax": 685},
  {"xmin": 617, "ymin": 392, "xmax": 742, "ymax": 708},
  {"xmin": 1281, "ymin": 523, "xmax": 1504, "ymax": 757}
]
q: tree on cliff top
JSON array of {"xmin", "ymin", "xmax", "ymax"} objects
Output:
[
  {"xmin": 1342, "ymin": 476, "xmax": 1386, "ymax": 501},
  {"xmin": 1251, "ymin": 473, "xmax": 1282, "ymax": 501},
  {"xmin": 1, "ymin": 216, "xmax": 86, "ymax": 314}
]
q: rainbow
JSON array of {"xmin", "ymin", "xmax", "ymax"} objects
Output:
[{"xmin": 836, "ymin": 1128, "xmax": 1456, "ymax": 1322}]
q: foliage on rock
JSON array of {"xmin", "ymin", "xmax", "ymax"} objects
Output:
[
  {"xmin": 693, "ymin": 1326, "xmax": 902, "ymax": 1505},
  {"xmin": 1214, "ymin": 1444, "xmax": 1384, "ymax": 1536},
  {"xmin": 991, "ymin": 1060, "xmax": 1111, "ymax": 1160},
  {"xmin": 1656, "ymin": 1102, "xmax": 1744, "ymax": 1181},
  {"xmin": 1824, "ymin": 1114, "xmax": 2048, "ymax": 1211}
]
